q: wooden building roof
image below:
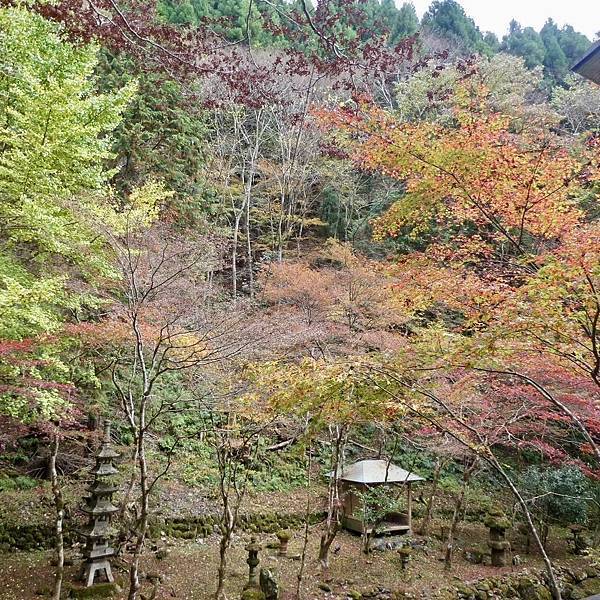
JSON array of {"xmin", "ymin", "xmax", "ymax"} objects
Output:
[
  {"xmin": 338, "ymin": 459, "xmax": 424, "ymax": 484},
  {"xmin": 572, "ymin": 40, "xmax": 600, "ymax": 84}
]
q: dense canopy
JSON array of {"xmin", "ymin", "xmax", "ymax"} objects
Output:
[{"xmin": 0, "ymin": 2, "xmax": 598, "ymax": 600}]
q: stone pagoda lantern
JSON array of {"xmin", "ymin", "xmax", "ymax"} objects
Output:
[
  {"xmin": 241, "ymin": 537, "xmax": 266, "ymax": 600},
  {"xmin": 484, "ymin": 508, "xmax": 511, "ymax": 567},
  {"xmin": 245, "ymin": 536, "xmax": 262, "ymax": 590},
  {"xmin": 81, "ymin": 420, "xmax": 120, "ymax": 587}
]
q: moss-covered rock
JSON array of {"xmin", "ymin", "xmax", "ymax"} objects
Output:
[
  {"xmin": 241, "ymin": 588, "xmax": 266, "ymax": 600},
  {"xmin": 449, "ymin": 573, "xmax": 559, "ymax": 600},
  {"xmin": 0, "ymin": 521, "xmax": 77, "ymax": 551},
  {"xmin": 570, "ymin": 577, "xmax": 600, "ymax": 600},
  {"xmin": 67, "ymin": 582, "xmax": 120, "ymax": 599},
  {"xmin": 157, "ymin": 509, "xmax": 324, "ymax": 540},
  {"xmin": 484, "ymin": 509, "xmax": 511, "ymax": 531},
  {"xmin": 516, "ymin": 577, "xmax": 552, "ymax": 600}
]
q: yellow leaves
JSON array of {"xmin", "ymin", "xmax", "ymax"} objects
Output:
[
  {"xmin": 388, "ymin": 253, "xmax": 509, "ymax": 325},
  {"xmin": 94, "ymin": 180, "xmax": 173, "ymax": 235},
  {"xmin": 1, "ymin": 389, "xmax": 69, "ymax": 425},
  {"xmin": 0, "ymin": 265, "xmax": 67, "ymax": 339},
  {"xmin": 125, "ymin": 181, "xmax": 170, "ymax": 228},
  {"xmin": 242, "ymin": 357, "xmax": 409, "ymax": 428},
  {"xmin": 166, "ymin": 332, "xmax": 209, "ymax": 363},
  {"xmin": 371, "ymin": 190, "xmax": 442, "ymax": 241}
]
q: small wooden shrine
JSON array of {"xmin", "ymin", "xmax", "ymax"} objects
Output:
[
  {"xmin": 338, "ymin": 459, "xmax": 424, "ymax": 535},
  {"xmin": 80, "ymin": 420, "xmax": 120, "ymax": 587}
]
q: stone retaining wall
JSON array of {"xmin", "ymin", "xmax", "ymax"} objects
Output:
[
  {"xmin": 0, "ymin": 510, "xmax": 326, "ymax": 552},
  {"xmin": 0, "ymin": 522, "xmax": 77, "ymax": 552},
  {"xmin": 150, "ymin": 510, "xmax": 326, "ymax": 540}
]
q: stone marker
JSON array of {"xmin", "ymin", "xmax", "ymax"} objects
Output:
[{"xmin": 484, "ymin": 508, "xmax": 511, "ymax": 567}]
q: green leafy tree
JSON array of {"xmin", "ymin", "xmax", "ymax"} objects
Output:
[
  {"xmin": 159, "ymin": 0, "xmax": 266, "ymax": 42},
  {"xmin": 160, "ymin": 0, "xmax": 197, "ymax": 25},
  {"xmin": 519, "ymin": 465, "xmax": 590, "ymax": 545},
  {"xmin": 558, "ymin": 25, "xmax": 591, "ymax": 64},
  {"xmin": 383, "ymin": 0, "xmax": 419, "ymax": 44},
  {"xmin": 482, "ymin": 31, "xmax": 500, "ymax": 53},
  {"xmin": 357, "ymin": 484, "xmax": 406, "ymax": 552},
  {"xmin": 541, "ymin": 19, "xmax": 569, "ymax": 80},
  {"xmin": 503, "ymin": 19, "xmax": 590, "ymax": 82},
  {"xmin": 0, "ymin": 5, "xmax": 135, "ymax": 339}
]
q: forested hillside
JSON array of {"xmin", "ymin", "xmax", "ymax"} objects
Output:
[
  {"xmin": 0, "ymin": 1, "xmax": 599, "ymax": 600},
  {"xmin": 156, "ymin": 0, "xmax": 591, "ymax": 82}
]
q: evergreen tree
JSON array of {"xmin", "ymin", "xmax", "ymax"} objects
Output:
[
  {"xmin": 390, "ymin": 2, "xmax": 419, "ymax": 44},
  {"xmin": 96, "ymin": 52, "xmax": 207, "ymax": 221},
  {"xmin": 157, "ymin": 0, "xmax": 196, "ymax": 25},
  {"xmin": 422, "ymin": 0, "xmax": 486, "ymax": 53},
  {"xmin": 158, "ymin": 0, "xmax": 265, "ymax": 43},
  {"xmin": 483, "ymin": 31, "xmax": 500, "ymax": 53},
  {"xmin": 156, "ymin": 0, "xmax": 591, "ymax": 72},
  {"xmin": 558, "ymin": 25, "xmax": 590, "ymax": 64},
  {"xmin": 540, "ymin": 18, "xmax": 568, "ymax": 80},
  {"xmin": 503, "ymin": 18, "xmax": 590, "ymax": 82},
  {"xmin": 209, "ymin": 0, "xmax": 264, "ymax": 42},
  {"xmin": 502, "ymin": 20, "xmax": 546, "ymax": 69}
]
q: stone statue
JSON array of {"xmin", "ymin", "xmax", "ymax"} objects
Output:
[{"xmin": 260, "ymin": 569, "xmax": 279, "ymax": 600}]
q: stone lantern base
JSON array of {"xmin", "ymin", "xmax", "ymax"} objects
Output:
[
  {"xmin": 241, "ymin": 589, "xmax": 266, "ymax": 600},
  {"xmin": 68, "ymin": 581, "xmax": 120, "ymax": 599},
  {"xmin": 82, "ymin": 559, "xmax": 115, "ymax": 588}
]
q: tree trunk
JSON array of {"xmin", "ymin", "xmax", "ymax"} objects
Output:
[
  {"xmin": 490, "ymin": 456, "xmax": 562, "ymax": 600},
  {"xmin": 419, "ymin": 458, "xmax": 444, "ymax": 536},
  {"xmin": 128, "ymin": 414, "xmax": 149, "ymax": 600},
  {"xmin": 444, "ymin": 459, "xmax": 477, "ymax": 571},
  {"xmin": 231, "ymin": 210, "xmax": 243, "ymax": 301},
  {"xmin": 119, "ymin": 443, "xmax": 139, "ymax": 518},
  {"xmin": 296, "ymin": 440, "xmax": 312, "ymax": 600},
  {"xmin": 318, "ymin": 520, "xmax": 340, "ymax": 571},
  {"xmin": 245, "ymin": 192, "xmax": 254, "ymax": 299},
  {"xmin": 214, "ymin": 431, "xmax": 252, "ymax": 600},
  {"xmin": 215, "ymin": 502, "xmax": 234, "ymax": 600},
  {"xmin": 318, "ymin": 425, "xmax": 346, "ymax": 573},
  {"xmin": 50, "ymin": 432, "xmax": 64, "ymax": 600}
]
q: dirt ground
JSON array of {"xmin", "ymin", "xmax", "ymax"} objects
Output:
[{"xmin": 0, "ymin": 519, "xmax": 587, "ymax": 600}]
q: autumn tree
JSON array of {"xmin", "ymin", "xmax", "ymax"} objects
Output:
[
  {"xmin": 317, "ymin": 71, "xmax": 599, "ymax": 599},
  {"xmin": 245, "ymin": 356, "xmax": 405, "ymax": 572},
  {"xmin": 260, "ymin": 261, "xmax": 337, "ymax": 326},
  {"xmin": 551, "ymin": 74, "xmax": 600, "ymax": 135},
  {"xmin": 71, "ymin": 180, "xmax": 257, "ymax": 599}
]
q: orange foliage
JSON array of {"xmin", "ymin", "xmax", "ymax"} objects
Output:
[{"xmin": 317, "ymin": 99, "xmax": 583, "ymax": 257}]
